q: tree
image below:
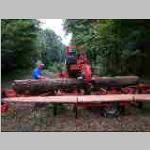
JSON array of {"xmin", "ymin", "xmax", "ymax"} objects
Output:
[
  {"xmin": 1, "ymin": 19, "xmax": 65, "ymax": 74},
  {"xmin": 1, "ymin": 19, "xmax": 41, "ymax": 72},
  {"xmin": 64, "ymin": 19, "xmax": 150, "ymax": 77},
  {"xmin": 39, "ymin": 29, "xmax": 65, "ymax": 68}
]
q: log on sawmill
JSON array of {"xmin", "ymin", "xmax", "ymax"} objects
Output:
[
  {"xmin": 12, "ymin": 76, "xmax": 140, "ymax": 95},
  {"xmin": 12, "ymin": 78, "xmax": 83, "ymax": 95},
  {"xmin": 92, "ymin": 76, "xmax": 140, "ymax": 87}
]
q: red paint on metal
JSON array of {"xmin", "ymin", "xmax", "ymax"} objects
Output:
[
  {"xmin": 139, "ymin": 84, "xmax": 150, "ymax": 88},
  {"xmin": 1, "ymin": 103, "xmax": 10, "ymax": 113},
  {"xmin": 58, "ymin": 72, "xmax": 68, "ymax": 78},
  {"xmin": 4, "ymin": 89, "xmax": 17, "ymax": 97}
]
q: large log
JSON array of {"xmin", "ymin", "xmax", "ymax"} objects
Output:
[
  {"xmin": 12, "ymin": 76, "xmax": 140, "ymax": 95},
  {"xmin": 12, "ymin": 78, "xmax": 82, "ymax": 95}
]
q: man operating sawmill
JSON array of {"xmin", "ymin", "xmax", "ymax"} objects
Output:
[{"xmin": 32, "ymin": 63, "xmax": 45, "ymax": 79}]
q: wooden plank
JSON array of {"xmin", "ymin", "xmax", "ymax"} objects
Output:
[
  {"xmin": 3, "ymin": 96, "xmax": 77, "ymax": 103},
  {"xmin": 3, "ymin": 94, "xmax": 150, "ymax": 104},
  {"xmin": 134, "ymin": 94, "xmax": 150, "ymax": 101},
  {"xmin": 78, "ymin": 94, "xmax": 134, "ymax": 103}
]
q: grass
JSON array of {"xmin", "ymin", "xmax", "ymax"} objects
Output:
[{"xmin": 2, "ymin": 69, "xmax": 33, "ymax": 88}]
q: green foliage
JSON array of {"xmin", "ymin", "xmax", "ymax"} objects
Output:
[
  {"xmin": 1, "ymin": 19, "xmax": 65, "ymax": 75},
  {"xmin": 48, "ymin": 63, "xmax": 66, "ymax": 73},
  {"xmin": 38, "ymin": 29, "xmax": 65, "ymax": 68},
  {"xmin": 1, "ymin": 19, "xmax": 40, "ymax": 71},
  {"xmin": 2, "ymin": 19, "xmax": 150, "ymax": 78},
  {"xmin": 64, "ymin": 19, "xmax": 150, "ymax": 77}
]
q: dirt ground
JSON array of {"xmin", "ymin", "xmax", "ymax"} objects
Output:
[{"xmin": 1, "ymin": 102, "xmax": 150, "ymax": 132}]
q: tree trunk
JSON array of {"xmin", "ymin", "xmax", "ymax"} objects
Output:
[
  {"xmin": 12, "ymin": 78, "xmax": 82, "ymax": 95},
  {"xmin": 92, "ymin": 76, "xmax": 140, "ymax": 87},
  {"xmin": 12, "ymin": 76, "xmax": 140, "ymax": 95}
]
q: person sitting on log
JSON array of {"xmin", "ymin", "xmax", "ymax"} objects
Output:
[{"xmin": 32, "ymin": 63, "xmax": 45, "ymax": 79}]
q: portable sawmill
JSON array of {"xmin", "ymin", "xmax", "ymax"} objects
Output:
[{"xmin": 2, "ymin": 46, "xmax": 150, "ymax": 117}]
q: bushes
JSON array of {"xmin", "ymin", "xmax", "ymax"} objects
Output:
[
  {"xmin": 1, "ymin": 19, "xmax": 41, "ymax": 72},
  {"xmin": 47, "ymin": 63, "xmax": 66, "ymax": 73}
]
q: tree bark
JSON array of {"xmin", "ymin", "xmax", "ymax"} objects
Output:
[
  {"xmin": 12, "ymin": 78, "xmax": 82, "ymax": 95},
  {"xmin": 92, "ymin": 76, "xmax": 140, "ymax": 87},
  {"xmin": 12, "ymin": 76, "xmax": 140, "ymax": 95}
]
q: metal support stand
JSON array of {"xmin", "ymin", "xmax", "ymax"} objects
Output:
[
  {"xmin": 138, "ymin": 102, "xmax": 143, "ymax": 109},
  {"xmin": 53, "ymin": 104, "xmax": 58, "ymax": 116},
  {"xmin": 74, "ymin": 103, "xmax": 78, "ymax": 118}
]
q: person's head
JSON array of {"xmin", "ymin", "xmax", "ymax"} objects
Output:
[{"xmin": 38, "ymin": 63, "xmax": 45, "ymax": 69}]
